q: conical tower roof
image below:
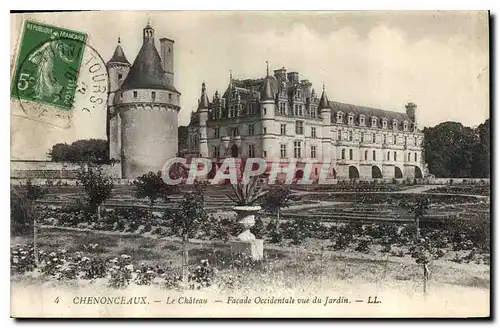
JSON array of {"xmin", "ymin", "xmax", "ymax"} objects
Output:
[
  {"xmin": 198, "ymin": 82, "xmax": 210, "ymax": 109},
  {"xmin": 318, "ymin": 84, "xmax": 330, "ymax": 109},
  {"xmin": 260, "ymin": 61, "xmax": 275, "ymax": 101},
  {"xmin": 121, "ymin": 25, "xmax": 179, "ymax": 93},
  {"xmin": 107, "ymin": 38, "xmax": 130, "ymax": 66}
]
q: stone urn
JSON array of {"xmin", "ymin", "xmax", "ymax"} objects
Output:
[
  {"xmin": 231, "ymin": 205, "xmax": 263, "ymax": 261},
  {"xmin": 233, "ymin": 205, "xmax": 261, "ymax": 241}
]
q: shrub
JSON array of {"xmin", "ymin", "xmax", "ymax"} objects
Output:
[
  {"xmin": 188, "ymin": 259, "xmax": 216, "ymax": 290},
  {"xmin": 267, "ymin": 220, "xmax": 283, "ymax": 244},
  {"xmin": 250, "ymin": 217, "xmax": 265, "ymax": 239},
  {"xmin": 11, "ymin": 243, "xmax": 35, "ymax": 274},
  {"xmin": 331, "ymin": 224, "xmax": 354, "ymax": 250},
  {"xmin": 11, "ymin": 189, "xmax": 34, "ymax": 236},
  {"xmin": 355, "ymin": 236, "xmax": 372, "ymax": 253},
  {"xmin": 76, "ymin": 164, "xmax": 114, "ymax": 215},
  {"xmin": 107, "ymin": 255, "xmax": 133, "ymax": 289},
  {"xmin": 133, "ymin": 171, "xmax": 178, "ymax": 211}
]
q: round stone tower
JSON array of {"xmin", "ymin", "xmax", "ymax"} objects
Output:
[{"xmin": 112, "ymin": 23, "xmax": 181, "ymax": 179}]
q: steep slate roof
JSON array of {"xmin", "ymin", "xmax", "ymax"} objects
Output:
[
  {"xmin": 107, "ymin": 39, "xmax": 130, "ymax": 66},
  {"xmin": 260, "ymin": 75, "xmax": 275, "ymax": 100},
  {"xmin": 318, "ymin": 90, "xmax": 330, "ymax": 109},
  {"xmin": 120, "ymin": 40, "xmax": 179, "ymax": 93},
  {"xmin": 329, "ymin": 101, "xmax": 410, "ymax": 122},
  {"xmin": 198, "ymin": 82, "xmax": 210, "ymax": 109}
]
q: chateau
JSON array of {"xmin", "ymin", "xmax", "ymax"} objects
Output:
[
  {"xmin": 188, "ymin": 65, "xmax": 426, "ymax": 181},
  {"xmin": 106, "ymin": 23, "xmax": 180, "ymax": 179}
]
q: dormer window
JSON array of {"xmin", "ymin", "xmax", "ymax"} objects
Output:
[
  {"xmin": 382, "ymin": 119, "xmax": 388, "ymax": 129},
  {"xmin": 348, "ymin": 114, "xmax": 354, "ymax": 125},
  {"xmin": 151, "ymin": 91, "xmax": 156, "ymax": 100},
  {"xmin": 393, "ymin": 120, "xmax": 398, "ymax": 130},
  {"xmin": 133, "ymin": 91, "xmax": 137, "ymax": 98},
  {"xmin": 371, "ymin": 117, "xmax": 377, "ymax": 127},
  {"xmin": 403, "ymin": 121, "xmax": 408, "ymax": 131},
  {"xmin": 337, "ymin": 112, "xmax": 344, "ymax": 124},
  {"xmin": 360, "ymin": 115, "xmax": 366, "ymax": 126}
]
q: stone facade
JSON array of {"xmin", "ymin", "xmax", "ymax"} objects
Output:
[
  {"xmin": 188, "ymin": 66, "xmax": 426, "ymax": 181},
  {"xmin": 107, "ymin": 24, "xmax": 180, "ymax": 179}
]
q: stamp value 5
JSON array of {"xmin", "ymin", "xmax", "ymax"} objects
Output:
[{"xmin": 11, "ymin": 20, "xmax": 88, "ymax": 111}]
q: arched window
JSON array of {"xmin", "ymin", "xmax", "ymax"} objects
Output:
[
  {"xmin": 387, "ymin": 151, "xmax": 390, "ymax": 161},
  {"xmin": 341, "ymin": 149, "xmax": 346, "ymax": 160},
  {"xmin": 414, "ymin": 152, "xmax": 418, "ymax": 162},
  {"xmin": 349, "ymin": 149, "xmax": 353, "ymax": 160},
  {"xmin": 365, "ymin": 150, "xmax": 368, "ymax": 160},
  {"xmin": 408, "ymin": 152, "xmax": 411, "ymax": 161},
  {"xmin": 372, "ymin": 150, "xmax": 376, "ymax": 161},
  {"xmin": 394, "ymin": 151, "xmax": 397, "ymax": 161}
]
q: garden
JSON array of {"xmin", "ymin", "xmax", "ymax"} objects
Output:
[{"xmin": 10, "ymin": 166, "xmax": 491, "ymax": 297}]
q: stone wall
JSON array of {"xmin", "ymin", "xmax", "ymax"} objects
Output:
[{"xmin": 10, "ymin": 160, "xmax": 122, "ymax": 182}]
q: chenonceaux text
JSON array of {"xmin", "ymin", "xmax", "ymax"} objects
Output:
[{"xmin": 73, "ymin": 296, "xmax": 148, "ymax": 305}]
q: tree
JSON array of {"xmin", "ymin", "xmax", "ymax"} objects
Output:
[
  {"xmin": 399, "ymin": 196, "xmax": 430, "ymax": 242},
  {"xmin": 133, "ymin": 171, "xmax": 178, "ymax": 214},
  {"xmin": 400, "ymin": 195, "xmax": 432, "ymax": 295},
  {"xmin": 49, "ymin": 139, "xmax": 108, "ymax": 164},
  {"xmin": 472, "ymin": 119, "xmax": 490, "ymax": 178},
  {"xmin": 76, "ymin": 164, "xmax": 114, "ymax": 218},
  {"xmin": 261, "ymin": 184, "xmax": 294, "ymax": 243},
  {"xmin": 11, "ymin": 179, "xmax": 47, "ymax": 267},
  {"xmin": 177, "ymin": 126, "xmax": 189, "ymax": 157},
  {"xmin": 423, "ymin": 119, "xmax": 490, "ymax": 178},
  {"xmin": 171, "ymin": 181, "xmax": 209, "ymax": 286},
  {"xmin": 48, "ymin": 143, "xmax": 72, "ymax": 162}
]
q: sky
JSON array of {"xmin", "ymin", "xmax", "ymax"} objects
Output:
[{"xmin": 10, "ymin": 11, "xmax": 489, "ymax": 160}]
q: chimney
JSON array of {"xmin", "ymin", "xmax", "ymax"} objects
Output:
[
  {"xmin": 287, "ymin": 72, "xmax": 299, "ymax": 85},
  {"xmin": 160, "ymin": 37, "xmax": 175, "ymax": 85}
]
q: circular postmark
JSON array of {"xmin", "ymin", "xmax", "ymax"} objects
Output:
[{"xmin": 12, "ymin": 33, "xmax": 108, "ymax": 129}]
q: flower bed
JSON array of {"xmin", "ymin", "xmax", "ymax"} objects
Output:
[
  {"xmin": 299, "ymin": 192, "xmax": 483, "ymax": 205},
  {"xmin": 292, "ymin": 183, "xmax": 404, "ymax": 193},
  {"xmin": 427, "ymin": 185, "xmax": 490, "ymax": 196},
  {"xmin": 11, "ymin": 242, "xmax": 217, "ymax": 290}
]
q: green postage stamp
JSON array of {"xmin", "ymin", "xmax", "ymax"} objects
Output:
[{"xmin": 11, "ymin": 20, "xmax": 88, "ymax": 110}]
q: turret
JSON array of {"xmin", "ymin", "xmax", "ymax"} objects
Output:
[
  {"xmin": 319, "ymin": 83, "xmax": 332, "ymax": 163},
  {"xmin": 319, "ymin": 83, "xmax": 331, "ymax": 124},
  {"xmin": 260, "ymin": 62, "xmax": 276, "ymax": 159},
  {"xmin": 106, "ymin": 37, "xmax": 131, "ymax": 163},
  {"xmin": 198, "ymin": 82, "xmax": 210, "ymax": 158}
]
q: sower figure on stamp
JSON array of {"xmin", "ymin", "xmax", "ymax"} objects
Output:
[{"xmin": 27, "ymin": 34, "xmax": 74, "ymax": 102}]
